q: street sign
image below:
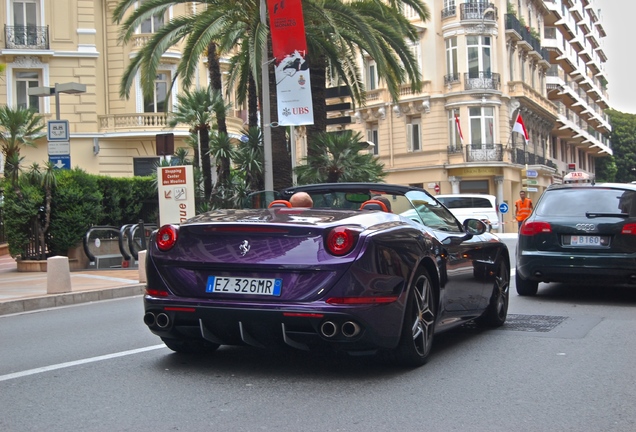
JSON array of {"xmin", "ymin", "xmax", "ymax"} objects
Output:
[
  {"xmin": 525, "ymin": 187, "xmax": 539, "ymax": 192},
  {"xmin": 49, "ymin": 155, "xmax": 71, "ymax": 169},
  {"xmin": 48, "ymin": 141, "xmax": 70, "ymax": 155},
  {"xmin": 499, "ymin": 203, "xmax": 509, "ymax": 214},
  {"xmin": 47, "ymin": 120, "xmax": 70, "ymax": 141},
  {"xmin": 158, "ymin": 165, "xmax": 195, "ymax": 225},
  {"xmin": 526, "ymin": 169, "xmax": 538, "ymax": 178},
  {"xmin": 525, "ymin": 179, "xmax": 539, "ymax": 186}
]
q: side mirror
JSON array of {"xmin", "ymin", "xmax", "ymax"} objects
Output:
[
  {"xmin": 464, "ymin": 218, "xmax": 488, "ymax": 235},
  {"xmin": 441, "ymin": 218, "xmax": 487, "ymax": 246}
]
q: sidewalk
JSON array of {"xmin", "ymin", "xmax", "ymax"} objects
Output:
[{"xmin": 0, "ymin": 254, "xmax": 145, "ymax": 316}]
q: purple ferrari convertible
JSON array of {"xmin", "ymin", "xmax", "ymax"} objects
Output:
[{"xmin": 143, "ymin": 183, "xmax": 510, "ymax": 366}]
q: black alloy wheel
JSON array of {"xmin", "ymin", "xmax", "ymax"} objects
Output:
[
  {"xmin": 476, "ymin": 260, "xmax": 510, "ymax": 327},
  {"xmin": 390, "ymin": 268, "xmax": 436, "ymax": 367}
]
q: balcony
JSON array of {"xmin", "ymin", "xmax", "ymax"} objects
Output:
[
  {"xmin": 460, "ymin": 2, "xmax": 498, "ymax": 21},
  {"xmin": 441, "ymin": 5, "xmax": 456, "ymax": 20},
  {"xmin": 504, "ymin": 15, "xmax": 550, "ymax": 62},
  {"xmin": 98, "ymin": 113, "xmax": 181, "ymax": 132},
  {"xmin": 511, "ymin": 149, "xmax": 551, "ymax": 167},
  {"xmin": 465, "ymin": 143, "xmax": 503, "ymax": 162},
  {"xmin": 464, "ymin": 72, "xmax": 501, "ymax": 91},
  {"xmin": 4, "ymin": 25, "xmax": 49, "ymax": 50}
]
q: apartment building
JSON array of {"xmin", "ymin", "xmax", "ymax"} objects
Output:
[
  {"xmin": 1, "ymin": 1, "xmax": 612, "ymax": 232},
  {"xmin": 0, "ymin": 1, "xmax": 243, "ymax": 177},
  {"xmin": 322, "ymin": 0, "xmax": 611, "ymax": 231}
]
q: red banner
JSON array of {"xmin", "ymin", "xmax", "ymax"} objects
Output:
[{"xmin": 267, "ymin": 0, "xmax": 314, "ymax": 126}]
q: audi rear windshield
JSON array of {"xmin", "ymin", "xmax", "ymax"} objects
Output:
[{"xmin": 536, "ymin": 188, "xmax": 636, "ymax": 217}]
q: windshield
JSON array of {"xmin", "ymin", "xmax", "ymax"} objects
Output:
[
  {"xmin": 404, "ymin": 191, "xmax": 463, "ymax": 232},
  {"xmin": 537, "ymin": 188, "xmax": 636, "ymax": 217}
]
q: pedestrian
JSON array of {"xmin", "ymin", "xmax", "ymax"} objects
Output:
[
  {"xmin": 514, "ymin": 190, "xmax": 533, "ymax": 230},
  {"xmin": 289, "ymin": 192, "xmax": 313, "ymax": 208}
]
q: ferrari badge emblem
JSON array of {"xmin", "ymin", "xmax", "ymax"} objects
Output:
[{"xmin": 239, "ymin": 240, "xmax": 250, "ymax": 256}]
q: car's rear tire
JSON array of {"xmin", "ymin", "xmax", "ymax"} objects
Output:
[
  {"xmin": 161, "ymin": 337, "xmax": 220, "ymax": 354},
  {"xmin": 476, "ymin": 260, "xmax": 509, "ymax": 327},
  {"xmin": 388, "ymin": 268, "xmax": 436, "ymax": 367},
  {"xmin": 515, "ymin": 272, "xmax": 539, "ymax": 296}
]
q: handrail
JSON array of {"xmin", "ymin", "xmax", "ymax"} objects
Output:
[
  {"xmin": 119, "ymin": 224, "xmax": 134, "ymax": 261},
  {"xmin": 83, "ymin": 226, "xmax": 120, "ymax": 263}
]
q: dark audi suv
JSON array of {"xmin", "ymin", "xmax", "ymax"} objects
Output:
[{"xmin": 516, "ymin": 181, "xmax": 636, "ymax": 296}]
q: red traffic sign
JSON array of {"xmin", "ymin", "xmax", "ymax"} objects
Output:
[{"xmin": 434, "ymin": 184, "xmax": 440, "ymax": 193}]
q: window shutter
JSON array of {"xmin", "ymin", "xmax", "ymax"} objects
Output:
[{"xmin": 407, "ymin": 123, "xmax": 414, "ymax": 152}]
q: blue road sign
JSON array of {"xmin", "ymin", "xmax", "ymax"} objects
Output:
[
  {"xmin": 499, "ymin": 203, "xmax": 509, "ymax": 214},
  {"xmin": 49, "ymin": 155, "xmax": 71, "ymax": 169},
  {"xmin": 526, "ymin": 169, "xmax": 538, "ymax": 178}
]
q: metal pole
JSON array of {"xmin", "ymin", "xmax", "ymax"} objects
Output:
[
  {"xmin": 260, "ymin": 0, "xmax": 274, "ymax": 191},
  {"xmin": 54, "ymin": 83, "xmax": 60, "ymax": 120}
]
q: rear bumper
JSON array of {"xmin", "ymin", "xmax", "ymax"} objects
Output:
[
  {"xmin": 143, "ymin": 296, "xmax": 406, "ymax": 352},
  {"xmin": 517, "ymin": 251, "xmax": 636, "ymax": 285}
]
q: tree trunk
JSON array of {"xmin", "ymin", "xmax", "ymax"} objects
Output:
[
  {"xmin": 248, "ymin": 74, "xmax": 259, "ymax": 128},
  {"xmin": 198, "ymin": 127, "xmax": 213, "ymax": 201},
  {"xmin": 267, "ymin": 41, "xmax": 292, "ymax": 190},
  {"xmin": 208, "ymin": 42, "xmax": 231, "ymax": 189},
  {"xmin": 306, "ymin": 54, "xmax": 327, "ymax": 162}
]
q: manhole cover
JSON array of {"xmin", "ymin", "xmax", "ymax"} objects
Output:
[{"xmin": 502, "ymin": 314, "xmax": 568, "ymax": 332}]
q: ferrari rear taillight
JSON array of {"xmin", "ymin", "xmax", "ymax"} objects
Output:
[
  {"xmin": 519, "ymin": 221, "xmax": 552, "ymax": 236},
  {"xmin": 622, "ymin": 223, "xmax": 636, "ymax": 235},
  {"xmin": 156, "ymin": 225, "xmax": 178, "ymax": 251},
  {"xmin": 325, "ymin": 226, "xmax": 360, "ymax": 256}
]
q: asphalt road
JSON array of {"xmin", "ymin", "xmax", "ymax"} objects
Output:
[{"xmin": 1, "ymin": 248, "xmax": 635, "ymax": 431}]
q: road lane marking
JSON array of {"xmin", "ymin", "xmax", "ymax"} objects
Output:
[{"xmin": 0, "ymin": 344, "xmax": 166, "ymax": 382}]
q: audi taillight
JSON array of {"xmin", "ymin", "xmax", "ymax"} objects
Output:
[
  {"xmin": 156, "ymin": 225, "xmax": 178, "ymax": 251},
  {"xmin": 325, "ymin": 226, "xmax": 361, "ymax": 256},
  {"xmin": 622, "ymin": 223, "xmax": 636, "ymax": 235},
  {"xmin": 519, "ymin": 221, "xmax": 552, "ymax": 236}
]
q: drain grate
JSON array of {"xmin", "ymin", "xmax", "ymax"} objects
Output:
[{"xmin": 502, "ymin": 314, "xmax": 568, "ymax": 332}]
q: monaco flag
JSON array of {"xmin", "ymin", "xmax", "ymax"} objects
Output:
[
  {"xmin": 455, "ymin": 114, "xmax": 464, "ymax": 145},
  {"xmin": 512, "ymin": 113, "xmax": 529, "ymax": 144}
]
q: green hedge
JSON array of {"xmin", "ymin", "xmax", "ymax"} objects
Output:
[{"xmin": 3, "ymin": 169, "xmax": 158, "ymax": 258}]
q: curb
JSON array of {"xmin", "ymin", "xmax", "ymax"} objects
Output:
[{"xmin": 0, "ymin": 284, "xmax": 146, "ymax": 316}]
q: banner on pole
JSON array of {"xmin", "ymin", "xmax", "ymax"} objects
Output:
[{"xmin": 267, "ymin": 0, "xmax": 314, "ymax": 126}]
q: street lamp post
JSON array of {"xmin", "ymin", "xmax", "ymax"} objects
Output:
[
  {"xmin": 28, "ymin": 82, "xmax": 87, "ymax": 120},
  {"xmin": 28, "ymin": 82, "xmax": 87, "ymax": 169}
]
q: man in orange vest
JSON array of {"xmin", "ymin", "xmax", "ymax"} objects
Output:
[{"xmin": 514, "ymin": 190, "xmax": 534, "ymax": 229}]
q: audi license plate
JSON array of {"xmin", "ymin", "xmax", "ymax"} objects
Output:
[
  {"xmin": 206, "ymin": 276, "xmax": 282, "ymax": 296},
  {"xmin": 569, "ymin": 235, "xmax": 601, "ymax": 246}
]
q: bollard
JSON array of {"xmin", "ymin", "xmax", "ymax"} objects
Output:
[
  {"xmin": 47, "ymin": 256, "xmax": 72, "ymax": 294},
  {"xmin": 138, "ymin": 250, "xmax": 147, "ymax": 284}
]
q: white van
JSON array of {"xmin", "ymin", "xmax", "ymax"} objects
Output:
[{"xmin": 435, "ymin": 194, "xmax": 499, "ymax": 231}]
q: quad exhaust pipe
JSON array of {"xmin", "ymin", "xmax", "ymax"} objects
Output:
[
  {"xmin": 320, "ymin": 321, "xmax": 338, "ymax": 338},
  {"xmin": 341, "ymin": 321, "xmax": 361, "ymax": 338},
  {"xmin": 319, "ymin": 320, "xmax": 361, "ymax": 338},
  {"xmin": 144, "ymin": 312, "xmax": 171, "ymax": 329}
]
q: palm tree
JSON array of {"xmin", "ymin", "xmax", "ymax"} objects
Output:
[
  {"xmin": 113, "ymin": 0, "xmax": 429, "ymax": 189},
  {"xmin": 234, "ymin": 126, "xmax": 264, "ymax": 193},
  {"xmin": 295, "ymin": 130, "xmax": 386, "ymax": 184},
  {"xmin": 168, "ymin": 87, "xmax": 214, "ymax": 201},
  {"xmin": 0, "ymin": 106, "xmax": 45, "ymax": 186}
]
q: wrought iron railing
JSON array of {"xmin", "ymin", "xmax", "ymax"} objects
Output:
[
  {"xmin": 4, "ymin": 25, "xmax": 49, "ymax": 49},
  {"xmin": 460, "ymin": 2, "xmax": 497, "ymax": 21},
  {"xmin": 447, "ymin": 144, "xmax": 463, "ymax": 154},
  {"xmin": 504, "ymin": 14, "xmax": 549, "ymax": 61},
  {"xmin": 464, "ymin": 71, "xmax": 501, "ymax": 90},
  {"xmin": 442, "ymin": 6, "xmax": 456, "ymax": 19},
  {"xmin": 466, "ymin": 143, "xmax": 503, "ymax": 162},
  {"xmin": 444, "ymin": 73, "xmax": 460, "ymax": 85}
]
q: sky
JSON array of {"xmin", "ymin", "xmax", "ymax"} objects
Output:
[{"xmin": 598, "ymin": 0, "xmax": 636, "ymax": 114}]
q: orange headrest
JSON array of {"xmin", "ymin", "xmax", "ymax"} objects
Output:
[
  {"xmin": 360, "ymin": 199, "xmax": 389, "ymax": 212},
  {"xmin": 268, "ymin": 200, "xmax": 292, "ymax": 208}
]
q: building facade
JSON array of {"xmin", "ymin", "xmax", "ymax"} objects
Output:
[
  {"xmin": 0, "ymin": 0, "xmax": 243, "ymax": 177},
  {"xmin": 321, "ymin": 0, "xmax": 611, "ymax": 232},
  {"xmin": 1, "ymin": 0, "xmax": 612, "ymax": 233}
]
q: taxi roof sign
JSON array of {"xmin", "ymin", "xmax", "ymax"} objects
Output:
[{"xmin": 563, "ymin": 171, "xmax": 593, "ymax": 184}]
